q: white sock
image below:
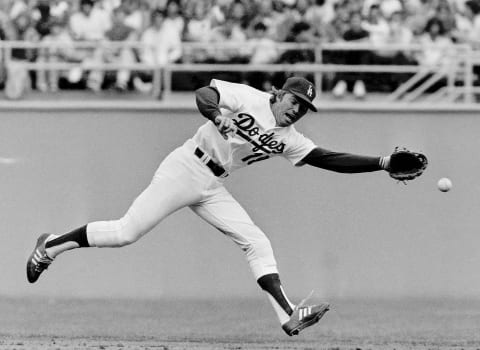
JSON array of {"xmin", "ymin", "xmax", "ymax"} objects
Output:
[
  {"xmin": 44, "ymin": 234, "xmax": 79, "ymax": 259},
  {"xmin": 265, "ymin": 286, "xmax": 296, "ymax": 325},
  {"xmin": 266, "ymin": 294, "xmax": 291, "ymax": 324}
]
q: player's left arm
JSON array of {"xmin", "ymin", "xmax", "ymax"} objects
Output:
[{"xmin": 301, "ymin": 146, "xmax": 389, "ymax": 173}]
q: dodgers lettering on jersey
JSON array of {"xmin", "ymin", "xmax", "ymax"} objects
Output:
[{"xmin": 189, "ymin": 79, "xmax": 316, "ymax": 174}]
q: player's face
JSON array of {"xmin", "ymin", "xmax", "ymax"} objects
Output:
[{"xmin": 273, "ymin": 93, "xmax": 309, "ymax": 127}]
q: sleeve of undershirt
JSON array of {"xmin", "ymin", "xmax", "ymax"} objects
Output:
[
  {"xmin": 195, "ymin": 86, "xmax": 222, "ymax": 122},
  {"xmin": 301, "ymin": 146, "xmax": 383, "ymax": 173}
]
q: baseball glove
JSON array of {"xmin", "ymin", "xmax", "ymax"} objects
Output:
[{"xmin": 387, "ymin": 147, "xmax": 428, "ymax": 182}]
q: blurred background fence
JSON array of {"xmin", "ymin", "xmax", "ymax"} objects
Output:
[{"xmin": 2, "ymin": 40, "xmax": 480, "ymax": 104}]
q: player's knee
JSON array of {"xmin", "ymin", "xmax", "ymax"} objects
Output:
[
  {"xmin": 115, "ymin": 229, "xmax": 141, "ymax": 247},
  {"xmin": 242, "ymin": 235, "xmax": 277, "ymax": 278},
  {"xmin": 244, "ymin": 235, "xmax": 274, "ymax": 259},
  {"xmin": 115, "ymin": 232, "xmax": 138, "ymax": 247}
]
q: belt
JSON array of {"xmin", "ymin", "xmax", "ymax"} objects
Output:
[{"xmin": 194, "ymin": 147, "xmax": 228, "ymax": 178}]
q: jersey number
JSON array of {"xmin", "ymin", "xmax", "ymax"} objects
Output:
[{"xmin": 242, "ymin": 153, "xmax": 270, "ymax": 165}]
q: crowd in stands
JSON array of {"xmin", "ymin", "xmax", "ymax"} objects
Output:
[{"xmin": 0, "ymin": 0, "xmax": 480, "ymax": 98}]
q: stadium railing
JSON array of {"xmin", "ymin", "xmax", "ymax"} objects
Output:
[{"xmin": 0, "ymin": 40, "xmax": 478, "ymax": 103}]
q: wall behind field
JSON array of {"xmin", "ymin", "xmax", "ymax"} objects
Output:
[{"xmin": 1, "ymin": 109, "xmax": 478, "ymax": 300}]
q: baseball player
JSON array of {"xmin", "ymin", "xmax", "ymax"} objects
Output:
[{"xmin": 26, "ymin": 77, "xmax": 424, "ymax": 336}]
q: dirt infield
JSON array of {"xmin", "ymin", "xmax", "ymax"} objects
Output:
[
  {"xmin": 1, "ymin": 296, "xmax": 479, "ymax": 350},
  {"xmin": 2, "ymin": 339, "xmax": 476, "ymax": 350}
]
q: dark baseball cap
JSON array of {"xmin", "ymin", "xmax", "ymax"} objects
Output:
[{"xmin": 282, "ymin": 77, "xmax": 317, "ymax": 112}]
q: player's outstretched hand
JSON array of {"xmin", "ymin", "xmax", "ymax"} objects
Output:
[
  {"xmin": 385, "ymin": 147, "xmax": 428, "ymax": 182},
  {"xmin": 214, "ymin": 115, "xmax": 238, "ymax": 140}
]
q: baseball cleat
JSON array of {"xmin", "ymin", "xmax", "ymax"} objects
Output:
[
  {"xmin": 26, "ymin": 233, "xmax": 54, "ymax": 283},
  {"xmin": 282, "ymin": 292, "xmax": 330, "ymax": 336}
]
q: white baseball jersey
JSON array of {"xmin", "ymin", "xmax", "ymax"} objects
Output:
[{"xmin": 189, "ymin": 79, "xmax": 317, "ymax": 174}]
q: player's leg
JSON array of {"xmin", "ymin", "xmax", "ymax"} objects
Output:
[
  {"xmin": 190, "ymin": 185, "xmax": 329, "ymax": 335},
  {"xmin": 46, "ymin": 173, "xmax": 195, "ymax": 255},
  {"xmin": 27, "ymin": 147, "xmax": 203, "ymax": 283},
  {"xmin": 190, "ymin": 186, "xmax": 292, "ymax": 322}
]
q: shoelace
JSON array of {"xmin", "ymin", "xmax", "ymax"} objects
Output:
[
  {"xmin": 295, "ymin": 290, "xmax": 314, "ymax": 311},
  {"xmin": 34, "ymin": 255, "xmax": 53, "ymax": 272}
]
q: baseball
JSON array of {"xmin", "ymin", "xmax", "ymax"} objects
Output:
[{"xmin": 437, "ymin": 178, "xmax": 452, "ymax": 192}]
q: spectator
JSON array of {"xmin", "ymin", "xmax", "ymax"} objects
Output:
[
  {"xmin": 250, "ymin": 0, "xmax": 295, "ymax": 42},
  {"xmin": 99, "ymin": 5, "xmax": 138, "ymax": 91},
  {"xmin": 245, "ymin": 21, "xmax": 278, "ymax": 90},
  {"xmin": 263, "ymin": 0, "xmax": 292, "ymax": 42},
  {"xmin": 324, "ymin": 1, "xmax": 352, "ymax": 42},
  {"xmin": 387, "ymin": 11, "xmax": 415, "ymax": 59},
  {"xmin": 183, "ymin": 0, "xmax": 215, "ymax": 63},
  {"xmin": 123, "ymin": 0, "xmax": 146, "ymax": 34},
  {"xmin": 9, "ymin": 0, "xmax": 29, "ymax": 21},
  {"xmin": 363, "ymin": 4, "xmax": 389, "ymax": 52},
  {"xmin": 404, "ymin": 0, "xmax": 437, "ymax": 36},
  {"xmin": 275, "ymin": 21, "xmax": 316, "ymax": 85},
  {"xmin": 452, "ymin": 0, "xmax": 475, "ymax": 44},
  {"xmin": 164, "ymin": 0, "xmax": 185, "ymax": 37},
  {"xmin": 309, "ymin": 0, "xmax": 337, "ymax": 25},
  {"xmin": 183, "ymin": 0, "xmax": 214, "ymax": 42},
  {"xmin": 139, "ymin": 9, "xmax": 181, "ymax": 65},
  {"xmin": 344, "ymin": 0, "xmax": 363, "ymax": 14},
  {"xmin": 369, "ymin": 11, "xmax": 417, "ymax": 91},
  {"xmin": 248, "ymin": 21, "xmax": 278, "ymax": 64},
  {"xmin": 3, "ymin": 9, "xmax": 40, "ymax": 99},
  {"xmin": 303, "ymin": 0, "xmax": 333, "ymax": 40},
  {"xmin": 33, "ymin": 0, "xmax": 53, "ymax": 38},
  {"xmin": 49, "ymin": 0, "xmax": 70, "ymax": 22},
  {"xmin": 414, "ymin": 17, "xmax": 453, "ymax": 69},
  {"xmin": 210, "ymin": 16, "xmax": 248, "ymax": 56},
  {"xmin": 227, "ymin": 0, "xmax": 250, "ymax": 29},
  {"xmin": 386, "ymin": 11, "xmax": 416, "ymax": 65},
  {"xmin": 455, "ymin": 0, "xmax": 480, "ymax": 48},
  {"xmin": 69, "ymin": 0, "xmax": 111, "ymax": 41},
  {"xmin": 36, "ymin": 18, "xmax": 87, "ymax": 92},
  {"xmin": 69, "ymin": 0, "xmax": 112, "ymax": 91},
  {"xmin": 209, "ymin": 0, "xmax": 249, "ymax": 63},
  {"xmin": 460, "ymin": 0, "xmax": 480, "ymax": 83},
  {"xmin": 134, "ymin": 9, "xmax": 182, "ymax": 97},
  {"xmin": 277, "ymin": 21, "xmax": 316, "ymax": 62},
  {"xmin": 332, "ymin": 11, "xmax": 370, "ymax": 99},
  {"xmin": 436, "ymin": 0, "xmax": 456, "ymax": 36},
  {"xmin": 379, "ymin": 0, "xmax": 403, "ymax": 19},
  {"xmin": 204, "ymin": 0, "xmax": 231, "ymax": 27},
  {"xmin": 362, "ymin": 3, "xmax": 393, "ymax": 91},
  {"xmin": 4, "ymin": 9, "xmax": 39, "ymax": 58},
  {"xmin": 289, "ymin": 0, "xmax": 311, "ymax": 23},
  {"xmin": 286, "ymin": 0, "xmax": 327, "ymax": 41},
  {"xmin": 363, "ymin": 0, "xmax": 403, "ymax": 19},
  {"xmin": 248, "ymin": 0, "xmax": 276, "ymax": 39},
  {"xmin": 405, "ymin": 16, "xmax": 454, "ymax": 92},
  {"xmin": 0, "ymin": 4, "xmax": 9, "ymax": 39},
  {"xmin": 322, "ymin": 0, "xmax": 355, "ymax": 91}
]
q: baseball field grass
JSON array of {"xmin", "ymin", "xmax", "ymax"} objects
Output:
[{"xmin": 1, "ymin": 296, "xmax": 479, "ymax": 350}]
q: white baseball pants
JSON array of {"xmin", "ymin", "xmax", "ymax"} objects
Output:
[{"xmin": 86, "ymin": 141, "xmax": 279, "ymax": 280}]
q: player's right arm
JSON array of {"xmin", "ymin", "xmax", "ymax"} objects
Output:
[
  {"xmin": 195, "ymin": 86, "xmax": 237, "ymax": 139},
  {"xmin": 302, "ymin": 146, "xmax": 388, "ymax": 173}
]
